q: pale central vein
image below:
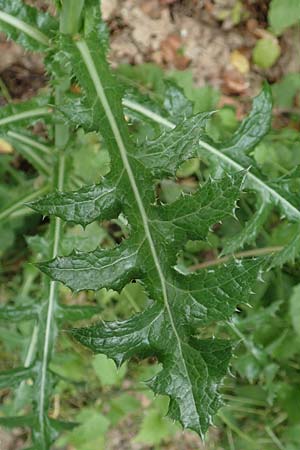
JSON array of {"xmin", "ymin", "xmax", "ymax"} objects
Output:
[
  {"xmin": 0, "ymin": 10, "xmax": 50, "ymax": 46},
  {"xmin": 0, "ymin": 107, "xmax": 51, "ymax": 127},
  {"xmin": 76, "ymin": 39, "xmax": 199, "ymax": 420}
]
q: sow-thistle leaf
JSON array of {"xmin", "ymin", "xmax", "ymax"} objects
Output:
[
  {"xmin": 123, "ymin": 84, "xmax": 300, "ymax": 262},
  {"xmin": 38, "ymin": 241, "xmax": 142, "ymax": 293},
  {"xmin": 72, "ymin": 258, "xmax": 262, "ymax": 435},
  {"xmin": 221, "ymin": 83, "xmax": 272, "ymax": 163},
  {"xmin": 155, "ymin": 172, "xmax": 244, "ymax": 245},
  {"xmin": 29, "ymin": 182, "xmax": 120, "ymax": 227},
  {"xmin": 136, "ymin": 113, "xmax": 213, "ymax": 177},
  {"xmin": 0, "ymin": 0, "xmax": 58, "ymax": 51},
  {"xmin": 32, "ymin": 9, "xmax": 265, "ymax": 436}
]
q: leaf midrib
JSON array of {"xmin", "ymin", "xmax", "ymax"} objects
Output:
[
  {"xmin": 122, "ymin": 99, "xmax": 300, "ymax": 221},
  {"xmin": 0, "ymin": 10, "xmax": 50, "ymax": 46},
  {"xmin": 75, "ymin": 38, "xmax": 200, "ymax": 428},
  {"xmin": 0, "ymin": 107, "xmax": 51, "ymax": 127}
]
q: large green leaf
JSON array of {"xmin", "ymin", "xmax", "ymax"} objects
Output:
[{"xmin": 31, "ymin": 10, "xmax": 265, "ymax": 437}]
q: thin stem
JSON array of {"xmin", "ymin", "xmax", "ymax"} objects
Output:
[
  {"xmin": 11, "ymin": 140, "xmax": 51, "ymax": 176},
  {"xmin": 218, "ymin": 410, "xmax": 254, "ymax": 443},
  {"xmin": 265, "ymin": 426, "xmax": 285, "ymax": 450},
  {"xmin": 7, "ymin": 131, "xmax": 52, "ymax": 156},
  {"xmin": 0, "ymin": 76, "xmax": 12, "ymax": 103},
  {"xmin": 189, "ymin": 246, "xmax": 283, "ymax": 271},
  {"xmin": 124, "ymin": 290, "xmax": 140, "ymax": 313},
  {"xmin": 222, "ymin": 394, "xmax": 266, "ymax": 407},
  {"xmin": 0, "ymin": 185, "xmax": 49, "ymax": 223},
  {"xmin": 60, "ymin": 0, "xmax": 84, "ymax": 35},
  {"xmin": 24, "ymin": 324, "xmax": 39, "ymax": 368},
  {"xmin": 0, "ymin": 107, "xmax": 51, "ymax": 127},
  {"xmin": 36, "ymin": 2, "xmax": 76, "ymax": 443},
  {"xmin": 227, "ymin": 428, "xmax": 235, "ymax": 450},
  {"xmin": 228, "ymin": 322, "xmax": 264, "ymax": 363},
  {"xmin": 37, "ymin": 152, "xmax": 65, "ymax": 442}
]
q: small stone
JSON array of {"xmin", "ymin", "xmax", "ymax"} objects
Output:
[{"xmin": 101, "ymin": 0, "xmax": 118, "ymax": 21}]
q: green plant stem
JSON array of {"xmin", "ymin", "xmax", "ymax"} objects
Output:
[
  {"xmin": 265, "ymin": 426, "xmax": 285, "ymax": 450},
  {"xmin": 35, "ymin": 3, "xmax": 79, "ymax": 444},
  {"xmin": 189, "ymin": 246, "xmax": 283, "ymax": 271},
  {"xmin": 228, "ymin": 321, "xmax": 262, "ymax": 362},
  {"xmin": 218, "ymin": 410, "xmax": 254, "ymax": 443},
  {"xmin": 7, "ymin": 131, "xmax": 52, "ymax": 156},
  {"xmin": 0, "ymin": 185, "xmax": 49, "ymax": 223},
  {"xmin": 222, "ymin": 394, "xmax": 266, "ymax": 407},
  {"xmin": 36, "ymin": 149, "xmax": 65, "ymax": 442},
  {"xmin": 0, "ymin": 106, "xmax": 52, "ymax": 127},
  {"xmin": 0, "ymin": 76, "xmax": 11, "ymax": 103},
  {"xmin": 60, "ymin": 0, "xmax": 84, "ymax": 35},
  {"xmin": 227, "ymin": 428, "xmax": 235, "ymax": 450}
]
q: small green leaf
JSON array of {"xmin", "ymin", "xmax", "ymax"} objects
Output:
[
  {"xmin": 168, "ymin": 70, "xmax": 220, "ymax": 113},
  {"xmin": 29, "ymin": 182, "xmax": 119, "ymax": 227},
  {"xmin": 272, "ymin": 73, "xmax": 300, "ymax": 108},
  {"xmin": 134, "ymin": 397, "xmax": 178, "ymax": 445},
  {"xmin": 0, "ymin": 415, "xmax": 34, "ymax": 428},
  {"xmin": 92, "ymin": 354, "xmax": 127, "ymax": 386},
  {"xmin": 253, "ymin": 38, "xmax": 281, "ymax": 69},
  {"xmin": 38, "ymin": 241, "xmax": 141, "ymax": 292},
  {"xmin": 57, "ymin": 409, "xmax": 109, "ymax": 450},
  {"xmin": 57, "ymin": 304, "xmax": 101, "ymax": 322},
  {"xmin": 269, "ymin": 0, "xmax": 300, "ymax": 35}
]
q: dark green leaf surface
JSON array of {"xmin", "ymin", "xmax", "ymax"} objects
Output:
[
  {"xmin": 72, "ymin": 258, "xmax": 262, "ymax": 435},
  {"xmin": 0, "ymin": 415, "xmax": 34, "ymax": 428},
  {"xmin": 39, "ymin": 241, "xmax": 141, "ymax": 292},
  {"xmin": 29, "ymin": 182, "xmax": 119, "ymax": 227},
  {"xmin": 33, "ymin": 10, "xmax": 265, "ymax": 437}
]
